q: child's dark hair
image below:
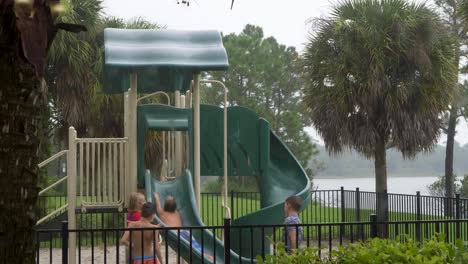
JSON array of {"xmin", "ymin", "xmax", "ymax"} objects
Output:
[
  {"xmin": 164, "ymin": 196, "xmax": 177, "ymax": 212},
  {"xmin": 285, "ymin": 196, "xmax": 302, "ymax": 212},
  {"xmin": 141, "ymin": 202, "xmax": 156, "ymax": 218}
]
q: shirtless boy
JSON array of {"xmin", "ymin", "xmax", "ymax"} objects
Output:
[
  {"xmin": 153, "ymin": 192, "xmax": 213, "ymax": 260},
  {"xmin": 121, "ymin": 202, "xmax": 164, "ymax": 264}
]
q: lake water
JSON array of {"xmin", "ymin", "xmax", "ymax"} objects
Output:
[{"xmin": 314, "ymin": 176, "xmax": 440, "ymax": 195}]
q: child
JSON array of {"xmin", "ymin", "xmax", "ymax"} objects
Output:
[
  {"xmin": 127, "ymin": 192, "xmax": 146, "ymax": 223},
  {"xmin": 153, "ymin": 192, "xmax": 214, "ymax": 261},
  {"xmin": 282, "ymin": 195, "xmax": 303, "ymax": 252},
  {"xmin": 121, "ymin": 202, "xmax": 163, "ymax": 264}
]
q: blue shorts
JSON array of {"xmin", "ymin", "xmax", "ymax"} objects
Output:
[{"xmin": 180, "ymin": 231, "xmax": 202, "ymax": 252}]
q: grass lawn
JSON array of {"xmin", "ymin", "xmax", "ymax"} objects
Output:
[{"xmin": 37, "ymin": 194, "xmax": 466, "ymax": 248}]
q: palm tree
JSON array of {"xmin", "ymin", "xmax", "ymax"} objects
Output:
[
  {"xmin": 303, "ymin": 0, "xmax": 457, "ymax": 231},
  {"xmin": 435, "ymin": 0, "xmax": 468, "ymax": 216},
  {"xmin": 47, "ymin": 3, "xmax": 166, "ymax": 176},
  {"xmin": 0, "ymin": 1, "xmax": 85, "ymax": 262}
]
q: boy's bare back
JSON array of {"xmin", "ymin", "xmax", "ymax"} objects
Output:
[
  {"xmin": 159, "ymin": 210, "xmax": 182, "ymax": 227},
  {"xmin": 127, "ymin": 221, "xmax": 160, "ymax": 257}
]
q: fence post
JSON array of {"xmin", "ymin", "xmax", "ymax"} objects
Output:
[
  {"xmin": 224, "ymin": 218, "xmax": 231, "ymax": 264},
  {"xmin": 356, "ymin": 188, "xmax": 361, "ymax": 222},
  {"xmin": 62, "ymin": 221, "xmax": 69, "ymax": 264},
  {"xmin": 230, "ymin": 191, "xmax": 234, "ymax": 219},
  {"xmin": 455, "ymin": 193, "xmax": 461, "ymax": 239},
  {"xmin": 415, "ymin": 191, "xmax": 421, "ymax": 242},
  {"xmin": 356, "ymin": 188, "xmax": 362, "ymax": 237},
  {"xmin": 370, "ymin": 214, "xmax": 377, "ymax": 238},
  {"xmin": 340, "ymin": 187, "xmax": 345, "ymax": 223}
]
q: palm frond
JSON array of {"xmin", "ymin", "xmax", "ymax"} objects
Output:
[{"xmin": 303, "ymin": 0, "xmax": 457, "ymax": 158}]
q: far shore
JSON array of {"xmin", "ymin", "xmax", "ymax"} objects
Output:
[{"xmin": 314, "ymin": 174, "xmax": 442, "ymax": 179}]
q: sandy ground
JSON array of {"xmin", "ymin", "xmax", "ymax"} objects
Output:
[
  {"xmin": 38, "ymin": 239, "xmax": 351, "ymax": 263},
  {"xmin": 38, "ymin": 247, "xmax": 180, "ymax": 264}
]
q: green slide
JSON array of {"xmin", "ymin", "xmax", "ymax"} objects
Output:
[
  {"xmin": 229, "ymin": 131, "xmax": 311, "ymax": 258},
  {"xmin": 139, "ymin": 104, "xmax": 311, "ymax": 263},
  {"xmin": 145, "ymin": 170, "xmax": 252, "ymax": 263}
]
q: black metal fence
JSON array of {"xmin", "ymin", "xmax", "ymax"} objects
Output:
[
  {"xmin": 200, "ymin": 189, "xmax": 468, "ymax": 226},
  {"xmin": 36, "ymin": 208, "xmax": 127, "ymax": 249},
  {"xmin": 34, "ymin": 189, "xmax": 468, "ymax": 263},
  {"xmin": 307, "ymin": 188, "xmax": 468, "ymax": 224},
  {"xmin": 37, "ymin": 190, "xmax": 468, "ymax": 227},
  {"xmin": 35, "ymin": 217, "xmax": 468, "ymax": 264}
]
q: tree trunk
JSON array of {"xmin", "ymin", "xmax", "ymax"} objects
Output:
[
  {"xmin": 0, "ymin": 2, "xmax": 54, "ymax": 262},
  {"xmin": 0, "ymin": 38, "xmax": 45, "ymax": 264},
  {"xmin": 374, "ymin": 136, "xmax": 388, "ymax": 237},
  {"xmin": 444, "ymin": 106, "xmax": 457, "ymax": 217}
]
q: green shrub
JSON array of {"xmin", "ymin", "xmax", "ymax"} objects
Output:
[
  {"xmin": 256, "ymin": 234, "xmax": 468, "ymax": 264},
  {"xmin": 256, "ymin": 242, "xmax": 323, "ymax": 264},
  {"xmin": 331, "ymin": 234, "xmax": 468, "ymax": 264}
]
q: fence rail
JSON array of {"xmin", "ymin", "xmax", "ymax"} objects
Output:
[
  {"xmin": 36, "ymin": 189, "xmax": 468, "ymax": 228},
  {"xmin": 199, "ymin": 189, "xmax": 468, "ymax": 226},
  {"xmin": 35, "ymin": 217, "xmax": 468, "ymax": 264}
]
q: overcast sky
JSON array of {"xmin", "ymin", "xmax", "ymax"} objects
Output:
[{"xmin": 103, "ymin": 0, "xmax": 468, "ymax": 146}]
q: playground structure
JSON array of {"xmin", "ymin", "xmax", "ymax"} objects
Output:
[{"xmin": 36, "ymin": 28, "xmax": 311, "ymax": 263}]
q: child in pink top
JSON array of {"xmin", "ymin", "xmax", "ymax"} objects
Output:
[{"xmin": 127, "ymin": 192, "xmax": 146, "ymax": 222}]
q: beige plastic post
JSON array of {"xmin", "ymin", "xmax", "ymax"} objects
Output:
[
  {"xmin": 174, "ymin": 90, "xmax": 182, "ymax": 176},
  {"xmin": 123, "ymin": 91, "xmax": 130, "ymax": 206},
  {"xmin": 128, "ymin": 74, "xmax": 138, "ymax": 194},
  {"xmin": 223, "ymin": 86, "xmax": 230, "ymax": 219},
  {"xmin": 193, "ymin": 74, "xmax": 201, "ymax": 210},
  {"xmin": 180, "ymin": 95, "xmax": 187, "ymax": 169},
  {"xmin": 67, "ymin": 127, "xmax": 77, "ymax": 264}
]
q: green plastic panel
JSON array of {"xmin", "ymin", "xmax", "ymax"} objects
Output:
[
  {"xmin": 229, "ymin": 131, "xmax": 311, "ymax": 258},
  {"xmin": 199, "ymin": 105, "xmax": 265, "ymax": 176},
  {"xmin": 103, "ymin": 29, "xmax": 229, "ymax": 94},
  {"xmin": 137, "ymin": 104, "xmax": 193, "ymax": 185}
]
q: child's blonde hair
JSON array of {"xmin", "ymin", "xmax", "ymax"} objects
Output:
[{"xmin": 129, "ymin": 192, "xmax": 145, "ymax": 211}]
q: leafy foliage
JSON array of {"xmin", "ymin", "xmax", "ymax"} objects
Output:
[
  {"xmin": 434, "ymin": 0, "xmax": 468, "ymax": 200},
  {"xmin": 257, "ymin": 235, "xmax": 468, "ymax": 264},
  {"xmin": 428, "ymin": 175, "xmax": 468, "ymax": 198},
  {"xmin": 256, "ymin": 242, "xmax": 322, "ymax": 264},
  {"xmin": 206, "ymin": 25, "xmax": 320, "ymax": 177},
  {"xmin": 331, "ymin": 234, "xmax": 468, "ymax": 264},
  {"xmin": 46, "ymin": 1, "xmax": 165, "ymax": 172}
]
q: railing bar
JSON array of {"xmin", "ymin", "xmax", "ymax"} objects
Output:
[
  {"xmin": 38, "ymin": 150, "xmax": 68, "ymax": 168},
  {"xmin": 75, "ymin": 138, "xmax": 128, "ymax": 142},
  {"xmin": 108, "ymin": 142, "xmax": 113, "ymax": 203},
  {"xmin": 86, "ymin": 141, "xmax": 90, "ymax": 205},
  {"xmin": 36, "ymin": 204, "xmax": 69, "ymax": 225},
  {"xmin": 38, "ymin": 176, "xmax": 68, "ymax": 196},
  {"xmin": 97, "ymin": 143, "xmax": 101, "ymax": 204},
  {"xmin": 120, "ymin": 142, "xmax": 124, "ymax": 202},
  {"xmin": 91, "ymin": 142, "xmax": 95, "ymax": 204},
  {"xmin": 79, "ymin": 142, "xmax": 85, "ymax": 204},
  {"xmin": 103, "ymin": 143, "xmax": 107, "ymax": 203},
  {"xmin": 113, "ymin": 142, "xmax": 118, "ymax": 203}
]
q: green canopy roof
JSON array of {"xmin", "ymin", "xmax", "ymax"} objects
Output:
[{"xmin": 103, "ymin": 28, "xmax": 229, "ymax": 94}]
